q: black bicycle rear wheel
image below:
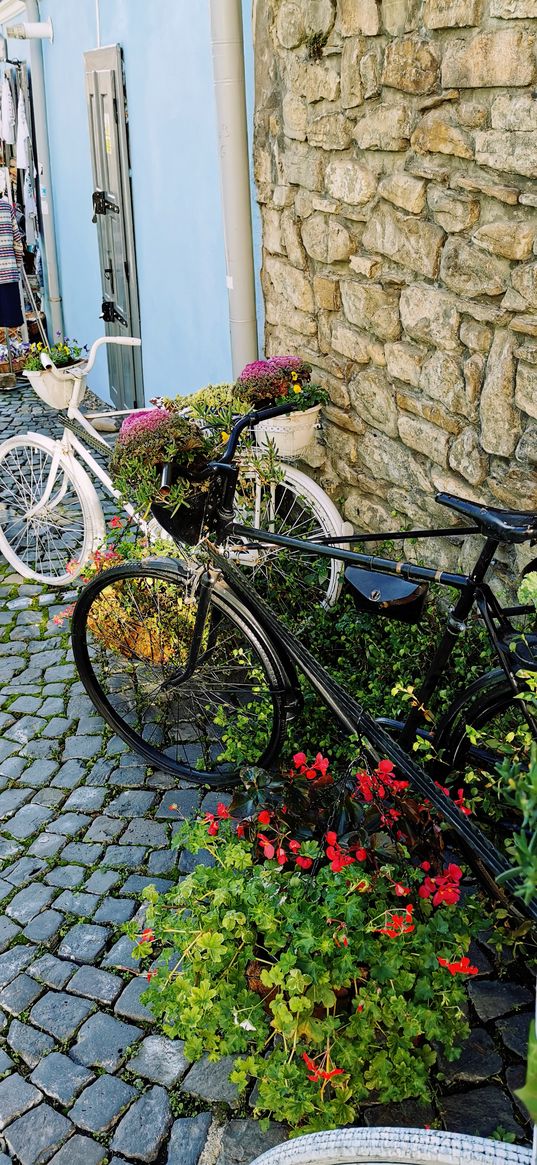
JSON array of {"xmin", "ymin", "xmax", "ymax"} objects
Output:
[
  {"xmin": 434, "ymin": 668, "xmax": 535, "ymax": 773},
  {"xmin": 71, "ymin": 560, "xmax": 290, "ymax": 786}
]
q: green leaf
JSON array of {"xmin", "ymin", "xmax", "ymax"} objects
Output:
[{"xmin": 514, "ymin": 1021, "xmax": 537, "ymax": 1121}]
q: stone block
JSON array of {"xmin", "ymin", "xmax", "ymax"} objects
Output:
[
  {"xmin": 439, "ymin": 1085, "xmax": 524, "ymax": 1139},
  {"xmin": 349, "ymin": 368, "xmax": 399, "ymax": 437},
  {"xmin": 354, "ymin": 105, "xmax": 413, "ymax": 151},
  {"xmin": 490, "ymin": 0, "xmax": 537, "ymax": 14},
  {"xmin": 382, "ymin": 36, "xmax": 440, "ymax": 94},
  {"xmin": 0, "ymin": 1072, "xmax": 42, "ymax": 1130},
  {"xmin": 341, "ymin": 39, "xmax": 363, "ymax": 110},
  {"xmin": 303, "ymin": 62, "xmax": 340, "ymax": 105},
  {"xmin": 424, "ymin": 0, "xmax": 481, "ymax": 27},
  {"xmin": 325, "ymin": 159, "xmax": 376, "ymax": 205},
  {"xmin": 449, "ymin": 427, "xmax": 489, "ymax": 485},
  {"xmin": 420, "ymin": 350, "xmax": 466, "ymax": 414},
  {"xmin": 282, "ymin": 141, "xmax": 324, "ymax": 191},
  {"xmin": 480, "ymin": 331, "xmax": 521, "ymax": 456},
  {"xmin": 475, "ymin": 130, "xmax": 537, "ymax": 179},
  {"xmin": 440, "ymin": 237, "xmax": 509, "ymax": 298},
  {"xmin": 442, "ymin": 29, "xmax": 535, "ymax": 89},
  {"xmin": 362, "ymin": 204, "xmax": 444, "ymax": 279},
  {"xmin": 381, "ymin": 0, "xmax": 419, "ymax": 34},
  {"xmin": 397, "ymin": 413, "xmax": 450, "ymax": 465},
  {"xmin": 355, "ymin": 429, "xmax": 432, "ymax": 491},
  {"xmin": 308, "ymin": 112, "xmax": 352, "ymax": 150},
  {"xmin": 166, "ymin": 1113, "xmax": 212, "ymax": 1165},
  {"xmin": 378, "ymin": 172, "xmax": 426, "ymax": 214},
  {"xmin": 491, "ymin": 94, "xmax": 537, "ymax": 132},
  {"xmin": 264, "ymin": 255, "xmax": 314, "ymax": 313},
  {"xmin": 5, "ymin": 1103, "xmax": 73, "ymax": 1165},
  {"xmin": 411, "ymin": 110, "xmax": 473, "ymax": 159},
  {"xmin": 282, "ymin": 93, "xmax": 307, "ymax": 142},
  {"xmin": 512, "ymin": 261, "xmax": 537, "ymax": 309},
  {"xmin": 30, "ymin": 1052, "xmax": 94, "ymax": 1106},
  {"xmin": 313, "ymin": 275, "xmax": 340, "ymax": 310},
  {"xmin": 360, "ymin": 48, "xmax": 382, "ymax": 98},
  {"xmin": 460, "ymin": 322, "xmax": 492, "ymax": 357},
  {"xmin": 182, "ymin": 1055, "xmax": 241, "ymax": 1106},
  {"xmin": 427, "ymin": 187, "xmax": 480, "ymax": 236},
  {"xmin": 395, "ymin": 390, "xmax": 461, "ymax": 434},
  {"xmin": 217, "ymin": 1120, "xmax": 288, "ymax": 1165},
  {"xmin": 331, "ymin": 322, "xmax": 371, "ymax": 363},
  {"xmin": 340, "ymin": 281, "xmax": 401, "ymax": 341},
  {"xmin": 337, "ymin": 0, "xmax": 380, "ymax": 35},
  {"xmin": 473, "ymin": 221, "xmax": 535, "ymax": 262},
  {"xmin": 385, "ymin": 340, "xmax": 427, "ymax": 386},
  {"xmin": 300, "ymin": 213, "xmax": 352, "ymax": 262},
  {"xmin": 70, "ymin": 1012, "xmax": 143, "ymax": 1072},
  {"xmin": 515, "ymin": 361, "xmax": 537, "ymax": 418},
  {"xmin": 69, "ymin": 1074, "xmax": 138, "ymax": 1134},
  {"xmin": 400, "ymin": 284, "xmax": 460, "ymax": 350},
  {"xmin": 110, "ymin": 1086, "xmax": 172, "ymax": 1163},
  {"xmin": 281, "ymin": 210, "xmax": 306, "ymax": 267},
  {"xmin": 276, "ymin": 2, "xmax": 305, "ymax": 47}
]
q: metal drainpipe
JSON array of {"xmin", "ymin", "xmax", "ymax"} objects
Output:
[
  {"xmin": 210, "ymin": 0, "xmax": 258, "ymax": 377},
  {"xmin": 24, "ymin": 0, "xmax": 63, "ymax": 339}
]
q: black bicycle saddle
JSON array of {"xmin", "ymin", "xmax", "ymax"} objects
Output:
[{"xmin": 436, "ymin": 493, "xmax": 537, "ymax": 544}]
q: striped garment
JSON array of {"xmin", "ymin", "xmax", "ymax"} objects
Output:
[{"xmin": 0, "ymin": 199, "xmax": 23, "ymax": 285}]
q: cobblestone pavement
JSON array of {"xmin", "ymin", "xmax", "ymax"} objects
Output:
[{"xmin": 0, "ymin": 382, "xmax": 533, "ymax": 1164}]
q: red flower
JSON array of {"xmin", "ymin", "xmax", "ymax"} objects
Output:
[
  {"xmin": 394, "ymin": 882, "xmax": 410, "ymax": 897},
  {"xmin": 207, "ymin": 821, "xmax": 219, "ymax": 836},
  {"xmin": 375, "ymin": 904, "xmax": 414, "ymax": 938},
  {"xmin": 325, "ymin": 831, "xmax": 338, "ymax": 846},
  {"xmin": 288, "ymin": 839, "xmax": 301, "ymax": 853},
  {"xmin": 257, "ymin": 833, "xmax": 275, "ymax": 859},
  {"xmin": 109, "ymin": 515, "xmax": 123, "ymax": 528},
  {"xmin": 296, "ymin": 856, "xmax": 313, "ymax": 869},
  {"xmin": 293, "ymin": 752, "xmax": 307, "ymax": 767},
  {"xmin": 313, "ymin": 752, "xmax": 329, "ymax": 776},
  {"xmin": 258, "ymin": 809, "xmax": 272, "ymax": 825},
  {"xmin": 140, "ymin": 928, "xmax": 154, "ymax": 943},
  {"xmin": 356, "ymin": 1003, "xmax": 364, "ymax": 1012},
  {"xmin": 454, "ymin": 788, "xmax": 471, "ymax": 816},
  {"xmin": 377, "ymin": 759, "xmax": 394, "ymax": 775},
  {"xmin": 302, "ymin": 1052, "xmax": 344, "ymax": 1084},
  {"xmin": 276, "ymin": 846, "xmax": 287, "ymax": 865},
  {"xmin": 420, "ymin": 861, "xmax": 431, "ymax": 872},
  {"xmin": 146, "ymin": 970, "xmax": 157, "ymax": 982},
  {"xmin": 216, "ymin": 803, "xmax": 231, "ymax": 819},
  {"xmin": 236, "ymin": 823, "xmax": 245, "ymax": 838},
  {"xmin": 354, "ymin": 848, "xmax": 367, "ymax": 862},
  {"xmin": 438, "ymin": 955, "xmax": 478, "ymax": 976},
  {"xmin": 419, "ymin": 863, "xmax": 462, "ymax": 907}
]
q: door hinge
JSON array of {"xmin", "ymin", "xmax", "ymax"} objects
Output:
[{"xmin": 124, "ymin": 259, "xmax": 130, "ymax": 284}]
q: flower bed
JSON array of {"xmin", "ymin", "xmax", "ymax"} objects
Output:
[{"xmin": 132, "ymin": 749, "xmax": 484, "ymax": 1133}]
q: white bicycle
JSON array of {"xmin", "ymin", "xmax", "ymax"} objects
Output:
[{"xmin": 0, "ymin": 336, "xmax": 351, "ymax": 601}]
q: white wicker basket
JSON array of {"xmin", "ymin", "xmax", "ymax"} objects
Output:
[
  {"xmin": 255, "ymin": 405, "xmax": 321, "ymax": 459},
  {"xmin": 24, "ymin": 365, "xmax": 85, "ymax": 410},
  {"xmin": 251, "ymin": 1128, "xmax": 531, "ymax": 1165}
]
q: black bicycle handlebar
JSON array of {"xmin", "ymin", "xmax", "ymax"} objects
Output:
[{"xmin": 218, "ymin": 402, "xmax": 297, "ymax": 464}]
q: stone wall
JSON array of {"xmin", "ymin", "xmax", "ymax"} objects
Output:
[{"xmin": 253, "ymin": 0, "xmax": 537, "ymax": 578}]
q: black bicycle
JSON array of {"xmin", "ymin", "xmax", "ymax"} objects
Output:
[{"xmin": 71, "ymin": 403, "xmax": 537, "ymax": 901}]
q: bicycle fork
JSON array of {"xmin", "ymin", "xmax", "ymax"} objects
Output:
[{"xmin": 162, "ymin": 568, "xmax": 216, "ymax": 689}]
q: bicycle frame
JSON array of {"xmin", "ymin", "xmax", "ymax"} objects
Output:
[{"xmin": 204, "ymin": 547, "xmax": 537, "ymax": 921}]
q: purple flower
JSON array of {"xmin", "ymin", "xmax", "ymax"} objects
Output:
[{"xmin": 118, "ymin": 408, "xmax": 171, "ymax": 443}]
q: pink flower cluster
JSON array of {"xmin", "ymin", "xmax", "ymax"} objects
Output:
[
  {"xmin": 238, "ymin": 356, "xmax": 303, "ymax": 381},
  {"xmin": 118, "ymin": 408, "xmax": 170, "ymax": 444}
]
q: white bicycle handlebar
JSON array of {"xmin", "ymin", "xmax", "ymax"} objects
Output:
[{"xmin": 40, "ymin": 335, "xmax": 141, "ymax": 378}]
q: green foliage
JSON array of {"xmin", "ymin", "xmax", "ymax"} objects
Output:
[
  {"xmin": 134, "ymin": 758, "xmax": 484, "ymax": 1133},
  {"xmin": 518, "ymin": 571, "xmax": 537, "ymax": 611},
  {"xmin": 514, "ymin": 1021, "xmax": 537, "ymax": 1123},
  {"xmin": 23, "ymin": 338, "xmax": 86, "ymax": 370},
  {"xmin": 110, "ymin": 410, "xmax": 222, "ymax": 518}
]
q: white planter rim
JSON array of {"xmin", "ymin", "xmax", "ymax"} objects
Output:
[
  {"xmin": 254, "ymin": 404, "xmax": 322, "ymax": 459},
  {"xmin": 24, "ymin": 365, "xmax": 84, "ymax": 410},
  {"xmin": 251, "ymin": 1127, "xmax": 531, "ymax": 1165}
]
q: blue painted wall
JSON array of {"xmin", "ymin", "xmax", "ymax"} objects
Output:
[{"xmin": 17, "ymin": 0, "xmax": 253, "ymax": 401}]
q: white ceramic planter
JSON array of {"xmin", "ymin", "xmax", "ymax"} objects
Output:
[
  {"xmin": 24, "ymin": 364, "xmax": 85, "ymax": 410},
  {"xmin": 251, "ymin": 1128, "xmax": 531, "ymax": 1165},
  {"xmin": 255, "ymin": 405, "xmax": 322, "ymax": 459}
]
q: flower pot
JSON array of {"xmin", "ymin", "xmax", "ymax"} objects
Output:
[
  {"xmin": 24, "ymin": 362, "xmax": 85, "ymax": 410},
  {"xmin": 254, "ymin": 404, "xmax": 322, "ymax": 459},
  {"xmin": 151, "ymin": 489, "xmax": 209, "ymax": 546},
  {"xmin": 251, "ymin": 1127, "xmax": 531, "ymax": 1165}
]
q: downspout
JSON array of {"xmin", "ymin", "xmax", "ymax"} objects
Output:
[
  {"xmin": 210, "ymin": 0, "xmax": 258, "ymax": 377},
  {"xmin": 24, "ymin": 0, "xmax": 63, "ymax": 339}
]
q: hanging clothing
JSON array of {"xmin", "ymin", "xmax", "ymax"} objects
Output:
[
  {"xmin": 0, "ymin": 280, "xmax": 23, "ymax": 327},
  {"xmin": 0, "ymin": 199, "xmax": 23, "ymax": 285},
  {"xmin": 15, "ymin": 89, "xmax": 30, "ymax": 171},
  {"xmin": 1, "ymin": 70, "xmax": 15, "ymax": 145},
  {"xmin": 23, "ymin": 169, "xmax": 37, "ymax": 247}
]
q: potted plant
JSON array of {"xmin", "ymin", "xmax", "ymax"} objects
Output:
[
  {"xmin": 236, "ymin": 356, "xmax": 328, "ymax": 459},
  {"xmin": 134, "ymin": 749, "xmax": 487, "ymax": 1136},
  {"xmin": 23, "ymin": 337, "xmax": 88, "ymax": 409},
  {"xmin": 109, "ymin": 407, "xmax": 226, "ymax": 541}
]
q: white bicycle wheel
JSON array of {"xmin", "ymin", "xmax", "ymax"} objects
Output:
[
  {"xmin": 251, "ymin": 1127, "xmax": 531, "ymax": 1165},
  {"xmin": 0, "ymin": 434, "xmax": 103, "ymax": 586},
  {"xmin": 231, "ymin": 463, "xmax": 350, "ymax": 619}
]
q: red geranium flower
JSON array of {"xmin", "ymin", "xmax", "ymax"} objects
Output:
[
  {"xmin": 438, "ymin": 955, "xmax": 478, "ymax": 976},
  {"xmin": 258, "ymin": 809, "xmax": 272, "ymax": 825}
]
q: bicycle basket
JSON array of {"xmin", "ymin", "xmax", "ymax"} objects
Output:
[
  {"xmin": 345, "ymin": 566, "xmax": 428, "ymax": 624},
  {"xmin": 149, "ymin": 457, "xmax": 219, "ymax": 546}
]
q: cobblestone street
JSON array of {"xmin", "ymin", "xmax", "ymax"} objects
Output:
[{"xmin": 0, "ymin": 383, "xmax": 533, "ymax": 1164}]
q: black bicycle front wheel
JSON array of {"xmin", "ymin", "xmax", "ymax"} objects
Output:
[{"xmin": 71, "ymin": 560, "xmax": 290, "ymax": 786}]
